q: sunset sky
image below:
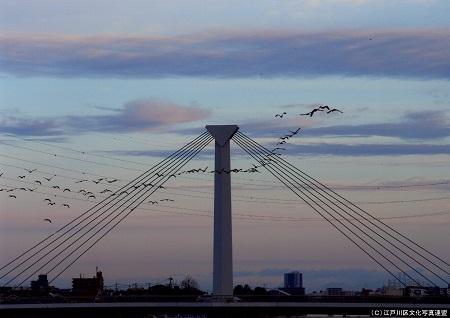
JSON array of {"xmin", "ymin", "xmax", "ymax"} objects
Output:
[{"xmin": 0, "ymin": 0, "xmax": 449, "ymax": 292}]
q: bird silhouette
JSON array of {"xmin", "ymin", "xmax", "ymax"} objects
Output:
[
  {"xmin": 62, "ymin": 204, "xmax": 70, "ymax": 208},
  {"xmin": 43, "ymin": 218, "xmax": 52, "ymax": 223},
  {"xmin": 301, "ymin": 108, "xmax": 323, "ymax": 117},
  {"xmin": 272, "ymin": 147, "xmax": 286, "ymax": 151},
  {"xmin": 106, "ymin": 179, "xmax": 118, "ymax": 183},
  {"xmin": 63, "ymin": 188, "xmax": 71, "ymax": 192},
  {"xmin": 18, "ymin": 175, "xmax": 26, "ymax": 179},
  {"xmin": 0, "ymin": 173, "xmax": 3, "ymax": 177},
  {"xmin": 8, "ymin": 194, "xmax": 16, "ymax": 199},
  {"xmin": 52, "ymin": 185, "xmax": 60, "ymax": 189},
  {"xmin": 100, "ymin": 189, "xmax": 112, "ymax": 193},
  {"xmin": 275, "ymin": 112, "xmax": 287, "ymax": 118},
  {"xmin": 27, "ymin": 188, "xmax": 37, "ymax": 192},
  {"xmin": 160, "ymin": 199, "xmax": 175, "ymax": 202},
  {"xmin": 34, "ymin": 180, "xmax": 42, "ymax": 185},
  {"xmin": 148, "ymin": 200, "xmax": 158, "ymax": 205},
  {"xmin": 48, "ymin": 202, "xmax": 56, "ymax": 206},
  {"xmin": 18, "ymin": 187, "xmax": 27, "ymax": 191},
  {"xmin": 78, "ymin": 189, "xmax": 87, "ymax": 193},
  {"xmin": 158, "ymin": 185, "xmax": 165, "ymax": 189},
  {"xmin": 318, "ymin": 105, "xmax": 331, "ymax": 111},
  {"xmin": 25, "ymin": 168, "xmax": 37, "ymax": 174},
  {"xmin": 44, "ymin": 198, "xmax": 52, "ymax": 202},
  {"xmin": 276, "ymin": 140, "xmax": 287, "ymax": 145},
  {"xmin": 327, "ymin": 108, "xmax": 343, "ymax": 114},
  {"xmin": 75, "ymin": 179, "xmax": 88, "ymax": 183},
  {"xmin": 92, "ymin": 180, "xmax": 102, "ymax": 184},
  {"xmin": 88, "ymin": 195, "xmax": 96, "ymax": 199},
  {"xmin": 43, "ymin": 176, "xmax": 55, "ymax": 181},
  {"xmin": 288, "ymin": 128, "xmax": 301, "ymax": 135}
]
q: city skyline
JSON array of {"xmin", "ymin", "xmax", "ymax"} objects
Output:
[{"xmin": 0, "ymin": 0, "xmax": 449, "ymax": 292}]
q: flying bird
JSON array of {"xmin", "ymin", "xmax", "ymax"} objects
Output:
[
  {"xmin": 100, "ymin": 189, "xmax": 112, "ymax": 193},
  {"xmin": 43, "ymin": 218, "xmax": 52, "ymax": 223},
  {"xmin": 43, "ymin": 176, "xmax": 55, "ymax": 181},
  {"xmin": 318, "ymin": 105, "xmax": 331, "ymax": 111},
  {"xmin": 327, "ymin": 108, "xmax": 343, "ymax": 114},
  {"xmin": 44, "ymin": 198, "xmax": 52, "ymax": 202},
  {"xmin": 75, "ymin": 179, "xmax": 88, "ymax": 183},
  {"xmin": 34, "ymin": 180, "xmax": 42, "ymax": 185},
  {"xmin": 148, "ymin": 200, "xmax": 158, "ymax": 205},
  {"xmin": 88, "ymin": 195, "xmax": 96, "ymax": 199},
  {"xmin": 106, "ymin": 179, "xmax": 118, "ymax": 183},
  {"xmin": 27, "ymin": 188, "xmax": 37, "ymax": 192},
  {"xmin": 52, "ymin": 185, "xmax": 60, "ymax": 189},
  {"xmin": 48, "ymin": 202, "xmax": 56, "ymax": 206},
  {"xmin": 63, "ymin": 188, "xmax": 71, "ymax": 192},
  {"xmin": 62, "ymin": 204, "xmax": 70, "ymax": 208},
  {"xmin": 25, "ymin": 168, "xmax": 37, "ymax": 174},
  {"xmin": 275, "ymin": 112, "xmax": 287, "ymax": 118},
  {"xmin": 272, "ymin": 147, "xmax": 286, "ymax": 152},
  {"xmin": 288, "ymin": 128, "xmax": 301, "ymax": 135},
  {"xmin": 18, "ymin": 175, "xmax": 26, "ymax": 179},
  {"xmin": 160, "ymin": 199, "xmax": 174, "ymax": 202},
  {"xmin": 8, "ymin": 194, "xmax": 16, "ymax": 199},
  {"xmin": 301, "ymin": 108, "xmax": 323, "ymax": 117}
]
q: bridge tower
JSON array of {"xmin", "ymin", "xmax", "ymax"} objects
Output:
[{"xmin": 205, "ymin": 125, "xmax": 239, "ymax": 298}]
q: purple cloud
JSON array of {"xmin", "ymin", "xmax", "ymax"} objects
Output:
[
  {"xmin": 0, "ymin": 99, "xmax": 210, "ymax": 136},
  {"xmin": 1, "ymin": 29, "xmax": 450, "ymax": 78}
]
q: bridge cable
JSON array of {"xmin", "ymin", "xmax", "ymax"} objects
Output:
[
  {"xmin": 0, "ymin": 132, "xmax": 210, "ymax": 285},
  {"xmin": 234, "ymin": 133, "xmax": 447, "ymax": 287},
  {"xmin": 235, "ymin": 131, "xmax": 450, "ymax": 281},
  {"xmin": 234, "ymin": 134, "xmax": 448, "ymax": 286},
  {"xmin": 47, "ymin": 133, "xmax": 213, "ymax": 284},
  {"xmin": 6, "ymin": 132, "xmax": 212, "ymax": 287}
]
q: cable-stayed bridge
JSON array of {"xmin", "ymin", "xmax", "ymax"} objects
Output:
[{"xmin": 0, "ymin": 125, "xmax": 449, "ymax": 316}]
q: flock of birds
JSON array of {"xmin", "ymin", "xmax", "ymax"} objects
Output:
[
  {"xmin": 0, "ymin": 170, "xmax": 178, "ymax": 224},
  {"xmin": 272, "ymin": 104, "xmax": 342, "ymax": 150},
  {"xmin": 1, "ymin": 104, "xmax": 343, "ymax": 224}
]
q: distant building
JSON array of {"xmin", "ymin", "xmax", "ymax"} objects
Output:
[
  {"xmin": 281, "ymin": 271, "xmax": 305, "ymax": 296},
  {"xmin": 326, "ymin": 287, "xmax": 343, "ymax": 296},
  {"xmin": 31, "ymin": 274, "xmax": 49, "ymax": 292},
  {"xmin": 72, "ymin": 268, "xmax": 104, "ymax": 296},
  {"xmin": 284, "ymin": 271, "xmax": 303, "ymax": 289}
]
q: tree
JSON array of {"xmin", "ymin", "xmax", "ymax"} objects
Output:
[{"xmin": 180, "ymin": 275, "xmax": 199, "ymax": 290}]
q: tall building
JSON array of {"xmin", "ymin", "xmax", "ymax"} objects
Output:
[
  {"xmin": 284, "ymin": 271, "xmax": 303, "ymax": 289},
  {"xmin": 30, "ymin": 274, "xmax": 49, "ymax": 292},
  {"xmin": 72, "ymin": 268, "xmax": 104, "ymax": 296}
]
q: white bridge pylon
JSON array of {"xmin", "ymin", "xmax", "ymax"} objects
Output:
[{"xmin": 205, "ymin": 125, "xmax": 239, "ymax": 298}]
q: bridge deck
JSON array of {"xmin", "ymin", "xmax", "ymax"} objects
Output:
[{"xmin": 1, "ymin": 302, "xmax": 449, "ymax": 318}]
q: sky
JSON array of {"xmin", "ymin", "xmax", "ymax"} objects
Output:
[{"xmin": 0, "ymin": 0, "xmax": 449, "ymax": 292}]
